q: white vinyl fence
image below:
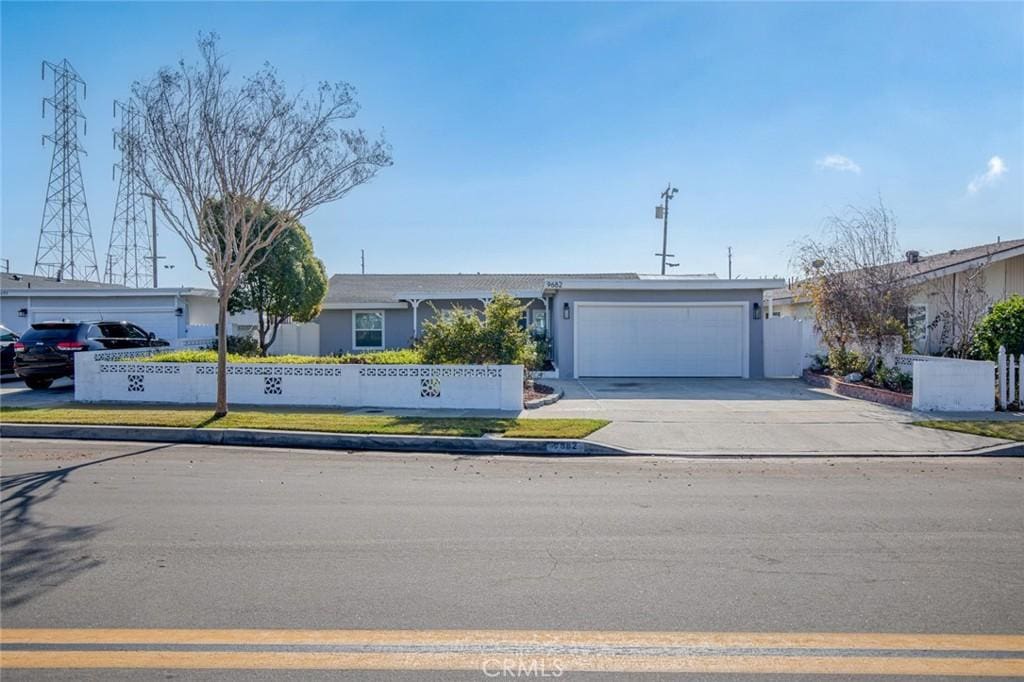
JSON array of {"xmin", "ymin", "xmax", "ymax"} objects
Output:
[
  {"xmin": 763, "ymin": 317, "xmax": 825, "ymax": 378},
  {"xmin": 996, "ymin": 346, "xmax": 1022, "ymax": 410},
  {"xmin": 74, "ymin": 348, "xmax": 523, "ymax": 411}
]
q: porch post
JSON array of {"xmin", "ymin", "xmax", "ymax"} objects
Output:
[
  {"xmin": 409, "ymin": 299, "xmax": 422, "ymax": 340},
  {"xmin": 546, "ymin": 296, "xmax": 552, "ymax": 339}
]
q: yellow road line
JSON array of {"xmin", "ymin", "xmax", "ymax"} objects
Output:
[
  {"xmin": 3, "ymin": 628, "xmax": 1023, "ymax": 651},
  {"xmin": 2, "ymin": 651, "xmax": 1023, "ymax": 676}
]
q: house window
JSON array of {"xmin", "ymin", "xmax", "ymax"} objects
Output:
[
  {"xmin": 531, "ymin": 309, "xmax": 548, "ymax": 336},
  {"xmin": 907, "ymin": 304, "xmax": 928, "ymax": 353},
  {"xmin": 353, "ymin": 311, "xmax": 385, "ymax": 349}
]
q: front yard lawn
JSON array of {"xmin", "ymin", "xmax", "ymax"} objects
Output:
[
  {"xmin": 0, "ymin": 406, "xmax": 607, "ymax": 439},
  {"xmin": 913, "ymin": 420, "xmax": 1024, "ymax": 441}
]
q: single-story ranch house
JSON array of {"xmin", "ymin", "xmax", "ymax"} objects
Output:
[
  {"xmin": 765, "ymin": 238, "xmax": 1024, "ymax": 355},
  {"xmin": 1, "ymin": 270, "xmax": 784, "ymax": 378},
  {"xmin": 0, "ymin": 273, "xmax": 219, "ymax": 341},
  {"xmin": 319, "ymin": 273, "xmax": 783, "ymax": 378}
]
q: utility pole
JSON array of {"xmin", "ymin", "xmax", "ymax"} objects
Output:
[
  {"xmin": 654, "ymin": 183, "xmax": 679, "ymax": 275},
  {"xmin": 361, "ymin": 249, "xmax": 365, "ymax": 275},
  {"xmin": 728, "ymin": 246, "xmax": 733, "ymax": 280},
  {"xmin": 141, "ymin": 191, "xmax": 163, "ymax": 287}
]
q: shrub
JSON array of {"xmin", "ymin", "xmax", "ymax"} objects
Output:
[
  {"xmin": 419, "ymin": 292, "xmax": 537, "ymax": 366},
  {"xmin": 971, "ymin": 295, "xmax": 1024, "ymax": 361},
  {"xmin": 873, "ymin": 363, "xmax": 913, "ymax": 393},
  {"xmin": 137, "ymin": 348, "xmax": 423, "ymax": 364},
  {"xmin": 212, "ymin": 334, "xmax": 261, "ymax": 357},
  {"xmin": 828, "ymin": 348, "xmax": 867, "ymax": 377}
]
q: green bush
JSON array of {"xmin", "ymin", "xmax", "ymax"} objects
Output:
[
  {"xmin": 137, "ymin": 348, "xmax": 423, "ymax": 365},
  {"xmin": 872, "ymin": 363, "xmax": 913, "ymax": 393},
  {"xmin": 211, "ymin": 334, "xmax": 261, "ymax": 357},
  {"xmin": 419, "ymin": 292, "xmax": 538, "ymax": 367},
  {"xmin": 828, "ymin": 347, "xmax": 867, "ymax": 377},
  {"xmin": 971, "ymin": 295, "xmax": 1024, "ymax": 361}
]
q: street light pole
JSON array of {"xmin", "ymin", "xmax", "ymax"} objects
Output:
[
  {"xmin": 654, "ymin": 183, "xmax": 679, "ymax": 275},
  {"xmin": 141, "ymin": 191, "xmax": 163, "ymax": 288}
]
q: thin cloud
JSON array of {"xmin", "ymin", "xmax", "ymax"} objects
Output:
[
  {"xmin": 816, "ymin": 154, "xmax": 861, "ymax": 174},
  {"xmin": 967, "ymin": 156, "xmax": 1008, "ymax": 194}
]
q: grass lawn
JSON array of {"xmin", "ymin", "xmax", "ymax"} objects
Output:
[
  {"xmin": 0, "ymin": 405, "xmax": 607, "ymax": 439},
  {"xmin": 913, "ymin": 420, "xmax": 1024, "ymax": 441}
]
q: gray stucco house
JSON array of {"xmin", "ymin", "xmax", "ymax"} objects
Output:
[{"xmin": 318, "ymin": 273, "xmax": 784, "ymax": 378}]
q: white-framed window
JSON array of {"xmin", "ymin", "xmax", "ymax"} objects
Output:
[
  {"xmin": 353, "ymin": 311, "xmax": 385, "ymax": 349},
  {"xmin": 531, "ymin": 309, "xmax": 548, "ymax": 336},
  {"xmin": 907, "ymin": 304, "xmax": 928, "ymax": 353}
]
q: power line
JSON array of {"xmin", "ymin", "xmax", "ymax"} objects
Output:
[{"xmin": 34, "ymin": 59, "xmax": 99, "ymax": 282}]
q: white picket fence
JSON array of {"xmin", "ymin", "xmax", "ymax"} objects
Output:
[{"xmin": 996, "ymin": 346, "xmax": 1021, "ymax": 410}]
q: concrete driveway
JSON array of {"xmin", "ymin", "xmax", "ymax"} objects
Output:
[
  {"xmin": 529, "ymin": 377, "xmax": 1010, "ymax": 455},
  {"xmin": 0, "ymin": 376, "xmax": 75, "ymax": 408}
]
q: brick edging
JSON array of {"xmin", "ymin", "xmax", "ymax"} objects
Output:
[{"xmin": 802, "ymin": 370, "xmax": 912, "ymax": 409}]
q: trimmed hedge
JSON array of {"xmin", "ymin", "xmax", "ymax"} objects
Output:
[{"xmin": 135, "ymin": 348, "xmax": 424, "ymax": 365}]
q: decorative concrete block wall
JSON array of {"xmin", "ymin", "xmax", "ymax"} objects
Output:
[
  {"xmin": 75, "ymin": 351, "xmax": 523, "ymax": 411},
  {"xmin": 911, "ymin": 357, "xmax": 995, "ymax": 412}
]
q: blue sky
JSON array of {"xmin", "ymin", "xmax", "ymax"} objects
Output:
[{"xmin": 2, "ymin": 2, "xmax": 1022, "ymax": 287}]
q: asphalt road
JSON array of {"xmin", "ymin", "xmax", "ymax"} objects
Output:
[{"xmin": 2, "ymin": 438, "xmax": 1023, "ymax": 680}]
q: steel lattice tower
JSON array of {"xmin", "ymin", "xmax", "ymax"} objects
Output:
[
  {"xmin": 104, "ymin": 100, "xmax": 152, "ymax": 287},
  {"xmin": 34, "ymin": 59, "xmax": 99, "ymax": 282}
]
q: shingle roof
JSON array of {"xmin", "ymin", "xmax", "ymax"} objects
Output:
[
  {"xmin": 0, "ymin": 272, "xmax": 127, "ymax": 291},
  {"xmin": 767, "ymin": 238, "xmax": 1024, "ymax": 301},
  {"xmin": 326, "ymin": 273, "xmax": 641, "ymax": 304}
]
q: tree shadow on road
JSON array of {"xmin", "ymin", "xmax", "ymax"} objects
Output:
[{"xmin": 1, "ymin": 444, "xmax": 173, "ymax": 609}]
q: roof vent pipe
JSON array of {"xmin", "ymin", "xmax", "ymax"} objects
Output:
[{"xmin": 905, "ymin": 250, "xmax": 920, "ymax": 264}]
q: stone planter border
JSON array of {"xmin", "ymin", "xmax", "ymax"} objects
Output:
[{"xmin": 802, "ymin": 370, "xmax": 912, "ymax": 410}]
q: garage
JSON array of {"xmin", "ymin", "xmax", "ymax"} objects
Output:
[{"xmin": 574, "ymin": 302, "xmax": 748, "ymax": 377}]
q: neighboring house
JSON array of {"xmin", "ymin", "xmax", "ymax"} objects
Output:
[
  {"xmin": 0, "ymin": 272, "xmax": 220, "ymax": 341},
  {"xmin": 766, "ymin": 238, "xmax": 1024, "ymax": 354},
  {"xmin": 318, "ymin": 273, "xmax": 784, "ymax": 378}
]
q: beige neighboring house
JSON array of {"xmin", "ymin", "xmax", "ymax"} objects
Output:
[{"xmin": 766, "ymin": 238, "xmax": 1024, "ymax": 355}]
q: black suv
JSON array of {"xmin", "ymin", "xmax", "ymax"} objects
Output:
[{"xmin": 14, "ymin": 321, "xmax": 170, "ymax": 389}]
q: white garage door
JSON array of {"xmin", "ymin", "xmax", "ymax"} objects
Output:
[
  {"xmin": 31, "ymin": 310, "xmax": 179, "ymax": 341},
  {"xmin": 575, "ymin": 303, "xmax": 747, "ymax": 377}
]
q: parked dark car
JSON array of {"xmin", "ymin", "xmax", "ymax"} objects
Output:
[
  {"xmin": 0, "ymin": 324, "xmax": 19, "ymax": 374},
  {"xmin": 14, "ymin": 321, "xmax": 170, "ymax": 389}
]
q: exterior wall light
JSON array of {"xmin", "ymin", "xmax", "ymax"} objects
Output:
[
  {"xmin": 175, "ymin": 307, "xmax": 184, "ymax": 317},
  {"xmin": 17, "ymin": 308, "xmax": 28, "ymax": 317},
  {"xmin": 562, "ymin": 302, "xmax": 570, "ymax": 320},
  {"xmin": 752, "ymin": 301, "xmax": 761, "ymax": 320}
]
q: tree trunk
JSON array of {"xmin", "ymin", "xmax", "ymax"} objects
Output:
[
  {"xmin": 257, "ymin": 309, "xmax": 269, "ymax": 357},
  {"xmin": 266, "ymin": 317, "xmax": 284, "ymax": 355},
  {"xmin": 215, "ymin": 296, "xmax": 229, "ymax": 417}
]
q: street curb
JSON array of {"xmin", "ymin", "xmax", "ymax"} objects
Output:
[
  {"xmin": 2, "ymin": 423, "xmax": 1023, "ymax": 458},
  {"xmin": 0, "ymin": 423, "xmax": 628, "ymax": 457}
]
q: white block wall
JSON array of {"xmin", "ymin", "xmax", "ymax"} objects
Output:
[
  {"xmin": 911, "ymin": 358, "xmax": 995, "ymax": 412},
  {"xmin": 75, "ymin": 351, "xmax": 523, "ymax": 411}
]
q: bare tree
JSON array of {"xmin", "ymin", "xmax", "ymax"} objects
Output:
[
  {"xmin": 793, "ymin": 199, "xmax": 913, "ymax": 366},
  {"xmin": 132, "ymin": 35, "xmax": 390, "ymax": 415},
  {"xmin": 927, "ymin": 264, "xmax": 992, "ymax": 358}
]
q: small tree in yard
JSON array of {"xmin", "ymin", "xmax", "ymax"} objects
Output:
[
  {"xmin": 132, "ymin": 35, "xmax": 390, "ymax": 415},
  {"xmin": 222, "ymin": 203, "xmax": 328, "ymax": 356},
  {"xmin": 793, "ymin": 199, "xmax": 912, "ymax": 371},
  {"xmin": 419, "ymin": 292, "xmax": 537, "ymax": 368}
]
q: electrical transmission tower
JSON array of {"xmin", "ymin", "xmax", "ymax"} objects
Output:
[
  {"xmin": 104, "ymin": 100, "xmax": 152, "ymax": 287},
  {"xmin": 34, "ymin": 59, "xmax": 99, "ymax": 282}
]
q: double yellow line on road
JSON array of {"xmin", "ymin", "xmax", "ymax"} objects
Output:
[{"xmin": 3, "ymin": 629, "xmax": 1023, "ymax": 676}]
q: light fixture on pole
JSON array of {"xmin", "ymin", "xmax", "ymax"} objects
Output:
[{"xmin": 654, "ymin": 183, "xmax": 679, "ymax": 275}]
